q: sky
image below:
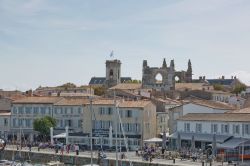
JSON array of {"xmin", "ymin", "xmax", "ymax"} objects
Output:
[{"xmin": 0, "ymin": 0, "xmax": 250, "ymax": 91}]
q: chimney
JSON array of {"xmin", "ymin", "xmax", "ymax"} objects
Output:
[
  {"xmin": 234, "ymin": 76, "xmax": 237, "ymax": 80},
  {"xmin": 203, "ymin": 76, "xmax": 206, "ymax": 80},
  {"xmin": 231, "ymin": 76, "xmax": 233, "ymax": 79},
  {"xmin": 26, "ymin": 90, "xmax": 33, "ymax": 97},
  {"xmin": 199, "ymin": 76, "xmax": 202, "ymax": 81},
  {"xmin": 222, "ymin": 76, "xmax": 225, "ymax": 80}
]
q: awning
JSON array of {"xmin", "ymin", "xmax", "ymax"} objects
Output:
[
  {"xmin": 53, "ymin": 133, "xmax": 66, "ymax": 138},
  {"xmin": 169, "ymin": 132, "xmax": 232, "ymax": 143},
  {"xmin": 144, "ymin": 137, "xmax": 162, "ymax": 143},
  {"xmin": 160, "ymin": 132, "xmax": 170, "ymax": 137},
  {"xmin": 217, "ymin": 138, "xmax": 249, "ymax": 149}
]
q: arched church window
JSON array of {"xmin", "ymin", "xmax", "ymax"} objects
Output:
[
  {"xmin": 155, "ymin": 73, "xmax": 163, "ymax": 84},
  {"xmin": 110, "ymin": 69, "xmax": 113, "ymax": 78}
]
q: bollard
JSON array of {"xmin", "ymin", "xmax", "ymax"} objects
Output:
[
  {"xmin": 202, "ymin": 161, "xmax": 204, "ymax": 166},
  {"xmin": 210, "ymin": 161, "xmax": 212, "ymax": 166},
  {"xmin": 173, "ymin": 158, "xmax": 175, "ymax": 164}
]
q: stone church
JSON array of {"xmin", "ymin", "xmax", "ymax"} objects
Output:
[
  {"xmin": 89, "ymin": 59, "xmax": 131, "ymax": 88},
  {"xmin": 142, "ymin": 59, "xmax": 192, "ymax": 91}
]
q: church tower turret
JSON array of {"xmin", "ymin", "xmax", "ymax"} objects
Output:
[
  {"xmin": 186, "ymin": 59, "xmax": 192, "ymax": 82},
  {"xmin": 162, "ymin": 58, "xmax": 167, "ymax": 68},
  {"xmin": 105, "ymin": 59, "xmax": 121, "ymax": 88}
]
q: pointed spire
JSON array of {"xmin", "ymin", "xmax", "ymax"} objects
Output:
[
  {"xmin": 143, "ymin": 60, "xmax": 148, "ymax": 68},
  {"xmin": 162, "ymin": 58, "xmax": 167, "ymax": 68},
  {"xmin": 170, "ymin": 59, "xmax": 175, "ymax": 68},
  {"xmin": 187, "ymin": 59, "xmax": 192, "ymax": 73},
  {"xmin": 170, "ymin": 59, "xmax": 175, "ymax": 71}
]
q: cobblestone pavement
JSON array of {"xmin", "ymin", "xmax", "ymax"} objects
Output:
[{"xmin": 5, "ymin": 145, "xmax": 249, "ymax": 166}]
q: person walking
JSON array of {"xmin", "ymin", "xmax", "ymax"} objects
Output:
[
  {"xmin": 60, "ymin": 145, "xmax": 64, "ymax": 155},
  {"xmin": 28, "ymin": 143, "xmax": 32, "ymax": 151},
  {"xmin": 74, "ymin": 144, "xmax": 79, "ymax": 155},
  {"xmin": 66, "ymin": 144, "xmax": 70, "ymax": 154}
]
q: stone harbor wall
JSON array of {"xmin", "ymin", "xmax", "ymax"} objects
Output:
[{"xmin": 2, "ymin": 150, "xmax": 178, "ymax": 166}]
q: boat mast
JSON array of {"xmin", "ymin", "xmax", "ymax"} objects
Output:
[
  {"xmin": 114, "ymin": 89, "xmax": 118, "ymax": 166},
  {"xmin": 90, "ymin": 95, "xmax": 93, "ymax": 166}
]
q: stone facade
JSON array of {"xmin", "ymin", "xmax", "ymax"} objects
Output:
[
  {"xmin": 105, "ymin": 59, "xmax": 121, "ymax": 88},
  {"xmin": 142, "ymin": 59, "xmax": 193, "ymax": 92},
  {"xmin": 142, "ymin": 59, "xmax": 175, "ymax": 91}
]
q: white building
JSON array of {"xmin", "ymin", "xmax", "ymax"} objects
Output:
[
  {"xmin": 79, "ymin": 99, "xmax": 157, "ymax": 151},
  {"xmin": 169, "ymin": 99, "xmax": 236, "ymax": 134},
  {"xmin": 172, "ymin": 113, "xmax": 250, "ymax": 157},
  {"xmin": 211, "ymin": 91, "xmax": 232, "ymax": 103},
  {"xmin": 0, "ymin": 111, "xmax": 10, "ymax": 139},
  {"xmin": 52, "ymin": 98, "xmax": 87, "ymax": 134},
  {"xmin": 11, "ymin": 97, "xmax": 63, "ymax": 141}
]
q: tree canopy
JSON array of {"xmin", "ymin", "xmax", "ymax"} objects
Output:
[
  {"xmin": 213, "ymin": 84, "xmax": 225, "ymax": 91},
  {"xmin": 126, "ymin": 80, "xmax": 142, "ymax": 83},
  {"xmin": 232, "ymin": 84, "xmax": 246, "ymax": 94},
  {"xmin": 93, "ymin": 86, "xmax": 106, "ymax": 96},
  {"xmin": 33, "ymin": 116, "xmax": 56, "ymax": 140},
  {"xmin": 58, "ymin": 82, "xmax": 77, "ymax": 89}
]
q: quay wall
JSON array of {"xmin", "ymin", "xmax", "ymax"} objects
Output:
[{"xmin": 2, "ymin": 150, "xmax": 179, "ymax": 166}]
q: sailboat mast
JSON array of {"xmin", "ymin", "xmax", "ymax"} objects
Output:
[
  {"xmin": 114, "ymin": 90, "xmax": 118, "ymax": 166},
  {"xmin": 90, "ymin": 96, "xmax": 93, "ymax": 166}
]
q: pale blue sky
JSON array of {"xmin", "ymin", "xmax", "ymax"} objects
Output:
[{"xmin": 1, "ymin": 0, "xmax": 250, "ymax": 90}]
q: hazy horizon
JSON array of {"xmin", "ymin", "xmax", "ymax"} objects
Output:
[{"xmin": 1, "ymin": 0, "xmax": 250, "ymax": 90}]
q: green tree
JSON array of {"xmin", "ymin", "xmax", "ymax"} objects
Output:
[
  {"xmin": 213, "ymin": 84, "xmax": 224, "ymax": 91},
  {"xmin": 93, "ymin": 86, "xmax": 106, "ymax": 96},
  {"xmin": 232, "ymin": 84, "xmax": 246, "ymax": 94},
  {"xmin": 127, "ymin": 80, "xmax": 142, "ymax": 83},
  {"xmin": 59, "ymin": 82, "xmax": 77, "ymax": 89},
  {"xmin": 33, "ymin": 116, "xmax": 56, "ymax": 141}
]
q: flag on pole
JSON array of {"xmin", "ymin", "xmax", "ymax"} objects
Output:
[{"xmin": 110, "ymin": 50, "xmax": 114, "ymax": 58}]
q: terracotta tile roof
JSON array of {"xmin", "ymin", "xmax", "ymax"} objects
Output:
[
  {"xmin": 12, "ymin": 97, "xmax": 63, "ymax": 104},
  {"xmin": 92, "ymin": 99, "xmax": 153, "ymax": 108},
  {"xmin": 226, "ymin": 107, "xmax": 250, "ymax": 114},
  {"xmin": 154, "ymin": 97, "xmax": 181, "ymax": 105},
  {"xmin": 178, "ymin": 113, "xmax": 250, "ymax": 122},
  {"xmin": 190, "ymin": 99, "xmax": 236, "ymax": 110},
  {"xmin": 92, "ymin": 99, "xmax": 115, "ymax": 105},
  {"xmin": 54, "ymin": 98, "xmax": 89, "ymax": 106},
  {"xmin": 119, "ymin": 100, "xmax": 153, "ymax": 108},
  {"xmin": 175, "ymin": 83, "xmax": 210, "ymax": 91},
  {"xmin": 109, "ymin": 83, "xmax": 142, "ymax": 90}
]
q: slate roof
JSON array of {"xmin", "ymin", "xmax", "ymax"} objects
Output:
[
  {"xmin": 89, "ymin": 77, "xmax": 106, "ymax": 85},
  {"xmin": 89, "ymin": 77, "xmax": 132, "ymax": 85},
  {"xmin": 206, "ymin": 79, "xmax": 234, "ymax": 85}
]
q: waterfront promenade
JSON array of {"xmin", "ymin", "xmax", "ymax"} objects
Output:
[{"xmin": 3, "ymin": 145, "xmax": 247, "ymax": 166}]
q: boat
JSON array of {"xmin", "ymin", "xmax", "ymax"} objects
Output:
[
  {"xmin": 46, "ymin": 161, "xmax": 64, "ymax": 166},
  {"xmin": 0, "ymin": 160, "xmax": 21, "ymax": 166}
]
